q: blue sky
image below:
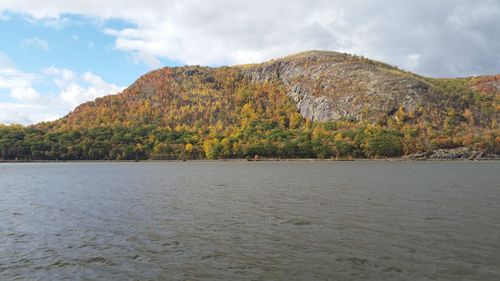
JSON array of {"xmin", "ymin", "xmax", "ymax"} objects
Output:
[
  {"xmin": 0, "ymin": 14, "xmax": 146, "ymax": 85},
  {"xmin": 0, "ymin": 1, "xmax": 499, "ymax": 124},
  {"xmin": 0, "ymin": 14, "xmax": 179, "ymax": 102},
  {"xmin": 0, "ymin": 12, "xmax": 182, "ymax": 124}
]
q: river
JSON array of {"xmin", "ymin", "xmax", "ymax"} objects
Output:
[{"xmin": 1, "ymin": 161, "xmax": 499, "ymax": 280}]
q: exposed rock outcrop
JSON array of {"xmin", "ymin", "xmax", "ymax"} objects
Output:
[
  {"xmin": 240, "ymin": 51, "xmax": 439, "ymax": 122},
  {"xmin": 403, "ymin": 147, "xmax": 500, "ymax": 160},
  {"xmin": 470, "ymin": 75, "xmax": 500, "ymax": 96}
]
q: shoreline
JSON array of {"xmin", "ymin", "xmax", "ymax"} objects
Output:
[
  {"xmin": 1, "ymin": 158, "xmax": 499, "ymax": 163},
  {"xmin": 2, "ymin": 147, "xmax": 497, "ymax": 163}
]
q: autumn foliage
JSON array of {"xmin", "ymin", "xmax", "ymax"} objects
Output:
[{"xmin": 0, "ymin": 62, "xmax": 498, "ymax": 160}]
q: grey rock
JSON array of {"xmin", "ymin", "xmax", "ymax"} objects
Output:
[
  {"xmin": 404, "ymin": 147, "xmax": 500, "ymax": 160},
  {"xmin": 240, "ymin": 51, "xmax": 440, "ymax": 122}
]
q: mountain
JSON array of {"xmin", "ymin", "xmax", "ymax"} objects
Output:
[{"xmin": 0, "ymin": 51, "xmax": 498, "ymax": 160}]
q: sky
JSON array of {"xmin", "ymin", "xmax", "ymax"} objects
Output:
[{"xmin": 0, "ymin": 0, "xmax": 499, "ymax": 125}]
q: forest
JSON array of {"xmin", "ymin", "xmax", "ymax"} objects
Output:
[{"xmin": 0, "ymin": 55, "xmax": 498, "ymax": 161}]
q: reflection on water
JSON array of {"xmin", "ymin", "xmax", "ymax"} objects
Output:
[{"xmin": 1, "ymin": 161, "xmax": 499, "ymax": 280}]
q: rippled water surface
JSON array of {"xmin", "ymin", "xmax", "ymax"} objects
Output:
[{"xmin": 1, "ymin": 161, "xmax": 499, "ymax": 280}]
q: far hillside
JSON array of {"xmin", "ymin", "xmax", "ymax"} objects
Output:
[{"xmin": 0, "ymin": 51, "xmax": 498, "ymax": 160}]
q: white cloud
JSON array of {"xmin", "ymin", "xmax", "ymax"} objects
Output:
[
  {"xmin": 406, "ymin": 54, "xmax": 421, "ymax": 70},
  {"xmin": 40, "ymin": 16, "xmax": 71, "ymax": 29},
  {"xmin": 0, "ymin": 1, "xmax": 498, "ymax": 76},
  {"xmin": 0, "ymin": 64, "xmax": 123, "ymax": 125},
  {"xmin": 9, "ymin": 87, "xmax": 41, "ymax": 102},
  {"xmin": 22, "ymin": 36, "xmax": 50, "ymax": 51},
  {"xmin": 0, "ymin": 67, "xmax": 38, "ymax": 89},
  {"xmin": 0, "ymin": 103, "xmax": 57, "ymax": 125},
  {"xmin": 43, "ymin": 66, "xmax": 77, "ymax": 88},
  {"xmin": 44, "ymin": 67, "xmax": 124, "ymax": 107}
]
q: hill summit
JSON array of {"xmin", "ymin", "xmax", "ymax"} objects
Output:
[{"xmin": 1, "ymin": 51, "xmax": 498, "ymax": 160}]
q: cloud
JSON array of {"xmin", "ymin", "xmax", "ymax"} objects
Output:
[
  {"xmin": 99, "ymin": 0, "xmax": 348, "ymax": 67},
  {"xmin": 0, "ymin": 103, "xmax": 59, "ymax": 125},
  {"xmin": 9, "ymin": 87, "xmax": 41, "ymax": 102},
  {"xmin": 0, "ymin": 65, "xmax": 123, "ymax": 125},
  {"xmin": 0, "ymin": 67, "xmax": 39, "ymax": 89},
  {"xmin": 0, "ymin": 1, "xmax": 499, "ymax": 76},
  {"xmin": 22, "ymin": 36, "xmax": 50, "ymax": 51},
  {"xmin": 44, "ymin": 67, "xmax": 124, "ymax": 107}
]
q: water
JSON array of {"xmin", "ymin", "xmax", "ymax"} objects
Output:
[{"xmin": 0, "ymin": 161, "xmax": 499, "ymax": 280}]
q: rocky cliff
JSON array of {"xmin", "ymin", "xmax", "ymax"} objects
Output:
[{"xmin": 240, "ymin": 51, "xmax": 441, "ymax": 122}]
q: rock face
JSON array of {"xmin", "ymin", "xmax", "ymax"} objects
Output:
[
  {"xmin": 470, "ymin": 75, "xmax": 500, "ymax": 96},
  {"xmin": 404, "ymin": 147, "xmax": 500, "ymax": 160},
  {"xmin": 240, "ymin": 51, "xmax": 438, "ymax": 122},
  {"xmin": 488, "ymin": 80, "xmax": 500, "ymax": 91}
]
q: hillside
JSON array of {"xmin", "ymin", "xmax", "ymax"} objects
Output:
[{"xmin": 0, "ymin": 51, "xmax": 498, "ymax": 160}]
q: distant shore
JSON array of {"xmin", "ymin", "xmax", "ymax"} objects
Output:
[
  {"xmin": 1, "ymin": 158, "xmax": 498, "ymax": 163},
  {"xmin": 0, "ymin": 147, "xmax": 500, "ymax": 163},
  {"xmin": 2, "ymin": 147, "xmax": 497, "ymax": 163}
]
